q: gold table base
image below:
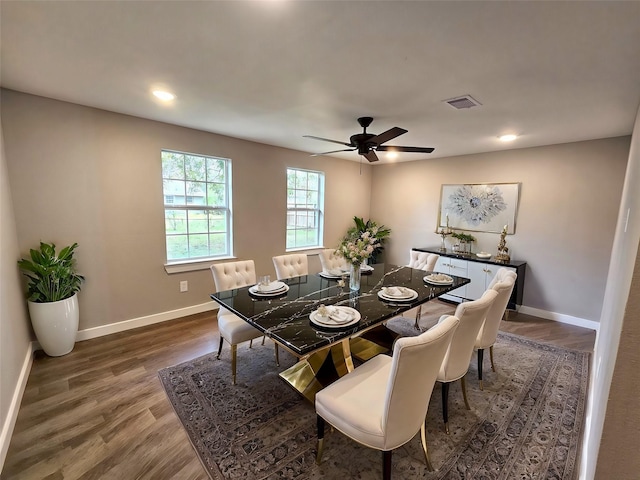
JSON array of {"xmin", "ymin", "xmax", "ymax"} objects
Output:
[{"xmin": 279, "ymin": 336, "xmax": 390, "ymax": 402}]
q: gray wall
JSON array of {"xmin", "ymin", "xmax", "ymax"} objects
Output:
[
  {"xmin": 1, "ymin": 89, "xmax": 372, "ymax": 331},
  {"xmin": 370, "ymin": 137, "xmax": 629, "ymax": 322},
  {"xmin": 583, "ymin": 103, "xmax": 640, "ymax": 479},
  {"xmin": 0, "ymin": 114, "xmax": 32, "ymax": 464}
]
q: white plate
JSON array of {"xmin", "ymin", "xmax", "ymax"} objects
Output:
[
  {"xmin": 360, "ymin": 264, "xmax": 374, "ymax": 272},
  {"xmin": 424, "ymin": 274, "xmax": 453, "ymax": 285},
  {"xmin": 253, "ymin": 281, "xmax": 286, "ymax": 292},
  {"xmin": 377, "ymin": 287, "xmax": 418, "ymax": 302},
  {"xmin": 310, "ymin": 306, "xmax": 361, "ymax": 328},
  {"xmin": 318, "ymin": 271, "xmax": 349, "ymax": 279},
  {"xmin": 248, "ymin": 283, "xmax": 290, "ymax": 296}
]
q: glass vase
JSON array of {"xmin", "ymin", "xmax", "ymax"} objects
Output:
[{"xmin": 349, "ymin": 263, "xmax": 361, "ymax": 291}]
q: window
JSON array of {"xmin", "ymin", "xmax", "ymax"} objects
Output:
[
  {"xmin": 286, "ymin": 168, "xmax": 324, "ymax": 250},
  {"xmin": 162, "ymin": 150, "xmax": 232, "ymax": 262}
]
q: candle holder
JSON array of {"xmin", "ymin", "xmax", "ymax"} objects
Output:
[{"xmin": 436, "ymin": 227, "xmax": 452, "ymax": 252}]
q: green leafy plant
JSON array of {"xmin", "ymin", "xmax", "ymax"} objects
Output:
[
  {"xmin": 451, "ymin": 232, "xmax": 476, "ymax": 243},
  {"xmin": 339, "ymin": 217, "xmax": 391, "ymax": 264},
  {"xmin": 17, "ymin": 242, "xmax": 84, "ymax": 303}
]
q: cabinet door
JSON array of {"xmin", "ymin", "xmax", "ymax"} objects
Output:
[
  {"xmin": 434, "ymin": 256, "xmax": 468, "ymax": 300},
  {"xmin": 466, "ymin": 261, "xmax": 492, "ymax": 300},
  {"xmin": 447, "ymin": 258, "xmax": 468, "ymax": 298},
  {"xmin": 434, "ymin": 256, "xmax": 450, "ymax": 274}
]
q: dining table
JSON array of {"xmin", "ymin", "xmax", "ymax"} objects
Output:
[{"xmin": 210, "ymin": 263, "xmax": 469, "ymax": 401}]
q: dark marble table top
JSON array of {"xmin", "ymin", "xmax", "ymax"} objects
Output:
[{"xmin": 210, "ymin": 263, "xmax": 469, "ymax": 357}]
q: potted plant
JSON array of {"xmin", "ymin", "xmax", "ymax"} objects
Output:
[
  {"xmin": 18, "ymin": 242, "xmax": 84, "ymax": 356},
  {"xmin": 451, "ymin": 232, "xmax": 477, "ymax": 254}
]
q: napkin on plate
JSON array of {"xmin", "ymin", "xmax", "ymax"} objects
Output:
[
  {"xmin": 257, "ymin": 281, "xmax": 284, "ymax": 292},
  {"xmin": 328, "ymin": 307, "xmax": 353, "ymax": 323},
  {"xmin": 317, "ymin": 306, "xmax": 353, "ymax": 324},
  {"xmin": 325, "ymin": 268, "xmax": 344, "ymax": 276},
  {"xmin": 382, "ymin": 286, "xmax": 410, "ymax": 297}
]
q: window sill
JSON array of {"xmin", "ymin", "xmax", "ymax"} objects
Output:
[
  {"xmin": 164, "ymin": 256, "xmax": 237, "ymax": 274},
  {"xmin": 285, "ymin": 246, "xmax": 327, "ymax": 255}
]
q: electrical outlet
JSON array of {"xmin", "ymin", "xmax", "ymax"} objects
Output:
[{"xmin": 180, "ymin": 280, "xmax": 188, "ymax": 292}]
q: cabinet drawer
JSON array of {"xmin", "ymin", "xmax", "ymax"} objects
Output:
[{"xmin": 436, "ymin": 257, "xmax": 467, "ymax": 298}]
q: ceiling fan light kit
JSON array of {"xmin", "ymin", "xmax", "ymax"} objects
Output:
[{"xmin": 304, "ymin": 117, "xmax": 435, "ymax": 162}]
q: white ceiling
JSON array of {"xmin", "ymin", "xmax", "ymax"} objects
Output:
[{"xmin": 2, "ymin": 1, "xmax": 640, "ymax": 163}]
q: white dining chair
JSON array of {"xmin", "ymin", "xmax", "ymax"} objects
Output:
[
  {"xmin": 408, "ymin": 250, "xmax": 440, "ymax": 272},
  {"xmin": 272, "ymin": 253, "xmax": 309, "ymax": 280},
  {"xmin": 474, "ymin": 272, "xmax": 517, "ymax": 389},
  {"xmin": 315, "ymin": 315, "xmax": 459, "ymax": 478},
  {"xmin": 210, "ymin": 260, "xmax": 279, "ymax": 385},
  {"xmin": 385, "ymin": 250, "xmax": 441, "ymax": 335},
  {"xmin": 487, "ymin": 267, "xmax": 517, "ymax": 290},
  {"xmin": 437, "ymin": 289, "xmax": 497, "ymax": 433},
  {"xmin": 318, "ymin": 248, "xmax": 348, "ymax": 273}
]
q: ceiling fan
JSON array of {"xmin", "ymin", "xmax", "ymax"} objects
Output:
[{"xmin": 304, "ymin": 117, "xmax": 434, "ymax": 162}]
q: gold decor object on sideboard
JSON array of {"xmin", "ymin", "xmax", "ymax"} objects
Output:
[{"xmin": 495, "ymin": 225, "xmax": 511, "ymax": 262}]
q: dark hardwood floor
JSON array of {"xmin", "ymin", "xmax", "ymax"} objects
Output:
[{"xmin": 1, "ymin": 303, "xmax": 596, "ymax": 479}]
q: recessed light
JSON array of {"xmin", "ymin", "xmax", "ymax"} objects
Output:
[
  {"xmin": 152, "ymin": 90, "xmax": 175, "ymax": 101},
  {"xmin": 498, "ymin": 134, "xmax": 517, "ymax": 142}
]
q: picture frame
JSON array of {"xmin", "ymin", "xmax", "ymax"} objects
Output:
[{"xmin": 438, "ymin": 183, "xmax": 521, "ymax": 234}]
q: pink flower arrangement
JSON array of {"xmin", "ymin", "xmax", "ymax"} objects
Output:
[{"xmin": 337, "ymin": 219, "xmax": 388, "ymax": 266}]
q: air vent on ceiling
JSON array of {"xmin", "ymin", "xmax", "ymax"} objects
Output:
[{"xmin": 443, "ymin": 95, "xmax": 482, "ymax": 110}]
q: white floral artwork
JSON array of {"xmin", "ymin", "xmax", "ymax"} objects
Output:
[{"xmin": 439, "ymin": 183, "xmax": 520, "ymax": 234}]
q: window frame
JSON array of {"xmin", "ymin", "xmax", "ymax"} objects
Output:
[
  {"xmin": 286, "ymin": 167, "xmax": 325, "ymax": 251},
  {"xmin": 161, "ymin": 149, "xmax": 233, "ymax": 267}
]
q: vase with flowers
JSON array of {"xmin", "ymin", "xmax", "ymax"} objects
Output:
[{"xmin": 338, "ymin": 217, "xmax": 391, "ymax": 291}]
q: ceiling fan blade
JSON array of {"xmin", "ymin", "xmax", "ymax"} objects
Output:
[
  {"xmin": 376, "ymin": 145, "xmax": 435, "ymax": 153},
  {"xmin": 311, "ymin": 148, "xmax": 355, "ymax": 156},
  {"xmin": 363, "ymin": 150, "xmax": 379, "ymax": 162},
  {"xmin": 303, "ymin": 135, "xmax": 353, "ymax": 147},
  {"xmin": 370, "ymin": 127, "xmax": 407, "ymax": 145}
]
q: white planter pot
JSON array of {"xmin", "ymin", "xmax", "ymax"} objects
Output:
[{"xmin": 28, "ymin": 293, "xmax": 79, "ymax": 356}]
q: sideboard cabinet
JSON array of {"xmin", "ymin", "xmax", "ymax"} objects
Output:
[{"xmin": 413, "ymin": 248, "xmax": 526, "ymax": 310}]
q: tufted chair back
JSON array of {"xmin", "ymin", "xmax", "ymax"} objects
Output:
[
  {"xmin": 272, "ymin": 254, "xmax": 309, "ymax": 280},
  {"xmin": 476, "ymin": 275, "xmax": 517, "ymax": 349},
  {"xmin": 383, "ymin": 316, "xmax": 459, "ymax": 448},
  {"xmin": 315, "ymin": 315, "xmax": 459, "ymax": 473},
  {"xmin": 487, "ymin": 267, "xmax": 517, "ymax": 290},
  {"xmin": 438, "ymin": 289, "xmax": 497, "ymax": 382},
  {"xmin": 210, "ymin": 260, "xmax": 257, "ymax": 316},
  {"xmin": 318, "ymin": 249, "xmax": 348, "ymax": 273},
  {"xmin": 408, "ymin": 250, "xmax": 439, "ymax": 272}
]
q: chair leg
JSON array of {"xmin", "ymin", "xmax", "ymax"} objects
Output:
[
  {"xmin": 249, "ymin": 339, "xmax": 253, "ymax": 348},
  {"xmin": 478, "ymin": 348, "xmax": 484, "ymax": 391},
  {"xmin": 274, "ymin": 342, "xmax": 280, "ymax": 366},
  {"xmin": 216, "ymin": 337, "xmax": 224, "ymax": 359},
  {"xmin": 382, "ymin": 450, "xmax": 392, "ymax": 480},
  {"xmin": 316, "ymin": 415, "xmax": 325, "ymax": 464},
  {"xmin": 441, "ymin": 382, "xmax": 450, "ymax": 434},
  {"xmin": 413, "ymin": 305, "xmax": 423, "ymax": 330},
  {"xmin": 262, "ymin": 335, "xmax": 266, "ymax": 345},
  {"xmin": 231, "ymin": 344, "xmax": 238, "ymax": 385},
  {"xmin": 461, "ymin": 376, "xmax": 471, "ymax": 410},
  {"xmin": 490, "ymin": 345, "xmax": 496, "ymax": 372},
  {"xmin": 420, "ymin": 421, "xmax": 435, "ymax": 471}
]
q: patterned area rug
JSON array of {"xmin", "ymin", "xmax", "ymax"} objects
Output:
[{"xmin": 158, "ymin": 332, "xmax": 589, "ymax": 479}]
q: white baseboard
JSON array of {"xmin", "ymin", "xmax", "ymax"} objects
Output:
[
  {"xmin": 3, "ymin": 302, "xmax": 219, "ymax": 470},
  {"xmin": 75, "ymin": 301, "xmax": 218, "ymax": 342},
  {"xmin": 0, "ymin": 342, "xmax": 34, "ymax": 470},
  {"xmin": 518, "ymin": 305, "xmax": 600, "ymax": 332}
]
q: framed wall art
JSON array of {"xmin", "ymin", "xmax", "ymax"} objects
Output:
[{"xmin": 438, "ymin": 183, "xmax": 521, "ymax": 234}]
